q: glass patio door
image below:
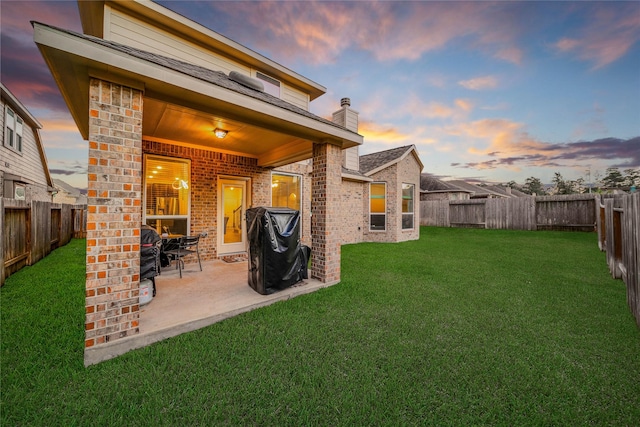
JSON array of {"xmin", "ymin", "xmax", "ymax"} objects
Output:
[{"xmin": 218, "ymin": 178, "xmax": 249, "ymax": 254}]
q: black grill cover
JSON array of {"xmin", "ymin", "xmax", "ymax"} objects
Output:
[
  {"xmin": 246, "ymin": 207, "xmax": 310, "ymax": 295},
  {"xmin": 140, "ymin": 225, "xmax": 161, "ymax": 281}
]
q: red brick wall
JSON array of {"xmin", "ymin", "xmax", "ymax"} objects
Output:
[
  {"xmin": 311, "ymin": 143, "xmax": 342, "ymax": 283},
  {"xmin": 362, "ymin": 153, "xmax": 422, "ymax": 243},
  {"xmin": 339, "ymin": 179, "xmax": 365, "ymax": 244},
  {"xmin": 85, "ymin": 79, "xmax": 143, "ymax": 349},
  {"xmin": 142, "ymin": 142, "xmax": 312, "ymax": 258}
]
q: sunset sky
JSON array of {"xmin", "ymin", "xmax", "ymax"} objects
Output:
[{"xmin": 1, "ymin": 1, "xmax": 639, "ymax": 190}]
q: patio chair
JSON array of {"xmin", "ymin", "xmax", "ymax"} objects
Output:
[{"xmin": 164, "ymin": 232, "xmax": 207, "ymax": 278}]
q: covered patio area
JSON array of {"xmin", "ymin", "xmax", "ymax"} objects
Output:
[{"xmin": 85, "ymin": 259, "xmax": 332, "ymax": 365}]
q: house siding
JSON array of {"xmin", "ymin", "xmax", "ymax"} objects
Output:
[
  {"xmin": 85, "ymin": 79, "xmax": 144, "ymax": 351},
  {"xmin": 1, "ymin": 99, "xmax": 51, "ymax": 202}
]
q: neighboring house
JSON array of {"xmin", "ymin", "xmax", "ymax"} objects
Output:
[
  {"xmin": 485, "ymin": 185, "xmax": 527, "ymax": 198},
  {"xmin": 52, "ymin": 179, "xmax": 88, "ymax": 205},
  {"xmin": 33, "ymin": 0, "xmax": 420, "ymax": 362},
  {"xmin": 1, "ymin": 83, "xmax": 54, "ymax": 202},
  {"xmin": 447, "ymin": 180, "xmax": 510, "ymax": 199},
  {"xmin": 420, "ymin": 175, "xmax": 472, "ymax": 201}
]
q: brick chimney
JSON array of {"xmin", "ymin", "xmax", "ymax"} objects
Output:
[{"xmin": 332, "ymin": 98, "xmax": 359, "ymax": 171}]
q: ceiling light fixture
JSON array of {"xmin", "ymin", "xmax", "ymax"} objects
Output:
[{"xmin": 214, "ymin": 128, "xmax": 228, "ymax": 139}]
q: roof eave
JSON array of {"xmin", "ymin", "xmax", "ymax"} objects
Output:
[{"xmin": 33, "ymin": 22, "xmax": 361, "ymax": 150}]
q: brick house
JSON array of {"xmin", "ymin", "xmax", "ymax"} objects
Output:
[
  {"xmin": 33, "ymin": 0, "xmax": 421, "ymax": 364},
  {"xmin": 1, "ymin": 82, "xmax": 54, "ymax": 202}
]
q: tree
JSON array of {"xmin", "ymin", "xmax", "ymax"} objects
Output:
[
  {"xmin": 600, "ymin": 167, "xmax": 625, "ymax": 188},
  {"xmin": 551, "ymin": 172, "xmax": 584, "ymax": 195},
  {"xmin": 623, "ymin": 168, "xmax": 640, "ymax": 187},
  {"xmin": 523, "ymin": 176, "xmax": 545, "ymax": 195}
]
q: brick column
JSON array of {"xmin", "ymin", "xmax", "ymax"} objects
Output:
[
  {"xmin": 311, "ymin": 142, "xmax": 342, "ymax": 283},
  {"xmin": 85, "ymin": 79, "xmax": 143, "ymax": 351}
]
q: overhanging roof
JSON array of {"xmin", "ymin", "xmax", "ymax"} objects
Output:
[{"xmin": 33, "ymin": 22, "xmax": 362, "ymax": 167}]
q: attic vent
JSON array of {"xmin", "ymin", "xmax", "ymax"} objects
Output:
[{"xmin": 229, "ymin": 71, "xmax": 264, "ymax": 92}]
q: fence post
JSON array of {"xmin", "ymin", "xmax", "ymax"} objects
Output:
[
  {"xmin": 622, "ymin": 193, "xmax": 640, "ymax": 328},
  {"xmin": 596, "ymin": 195, "xmax": 606, "ymax": 251},
  {"xmin": 1, "ymin": 198, "xmax": 4, "ymax": 286}
]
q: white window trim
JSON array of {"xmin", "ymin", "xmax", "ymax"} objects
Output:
[
  {"xmin": 271, "ymin": 171, "xmax": 304, "ymax": 233},
  {"xmin": 402, "ymin": 183, "xmax": 415, "ymax": 230},
  {"xmin": 4, "ymin": 106, "xmax": 23, "ymax": 153},
  {"xmin": 369, "ymin": 182, "xmax": 387, "ymax": 232},
  {"xmin": 143, "ymin": 154, "xmax": 191, "ymax": 233}
]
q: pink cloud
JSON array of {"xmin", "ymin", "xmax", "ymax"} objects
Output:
[
  {"xmin": 552, "ymin": 3, "xmax": 640, "ymax": 69},
  {"xmin": 458, "ymin": 76, "xmax": 499, "ymax": 91},
  {"xmin": 216, "ymin": 1, "xmax": 528, "ymax": 65}
]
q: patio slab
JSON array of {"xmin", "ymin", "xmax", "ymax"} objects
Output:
[{"xmin": 84, "ymin": 259, "xmax": 337, "ymax": 366}]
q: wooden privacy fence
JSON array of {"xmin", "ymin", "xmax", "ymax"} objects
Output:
[
  {"xmin": 596, "ymin": 193, "xmax": 640, "ymax": 328},
  {"xmin": 421, "ymin": 194, "xmax": 596, "ymax": 231},
  {"xmin": 1, "ymin": 198, "xmax": 87, "ymax": 286}
]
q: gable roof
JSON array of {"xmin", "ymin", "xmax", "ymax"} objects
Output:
[
  {"xmin": 53, "ymin": 178, "xmax": 82, "ymax": 196},
  {"xmin": 359, "ymin": 145, "xmax": 424, "ymax": 176},
  {"xmin": 420, "ymin": 175, "xmax": 472, "ymax": 193},
  {"xmin": 1, "ymin": 83, "xmax": 54, "ymax": 190}
]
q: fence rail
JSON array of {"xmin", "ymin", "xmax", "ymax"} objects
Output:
[
  {"xmin": 1, "ymin": 198, "xmax": 87, "ymax": 285},
  {"xmin": 596, "ymin": 193, "xmax": 640, "ymax": 328}
]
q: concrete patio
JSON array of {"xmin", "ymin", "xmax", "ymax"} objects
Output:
[{"xmin": 84, "ymin": 258, "xmax": 335, "ymax": 366}]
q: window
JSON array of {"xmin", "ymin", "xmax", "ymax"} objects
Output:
[
  {"xmin": 143, "ymin": 155, "xmax": 191, "ymax": 236},
  {"xmin": 370, "ymin": 182, "xmax": 386, "ymax": 231},
  {"xmin": 402, "ymin": 183, "xmax": 415, "ymax": 230},
  {"xmin": 271, "ymin": 173, "xmax": 301, "ymax": 211},
  {"xmin": 256, "ymin": 72, "xmax": 281, "ymax": 98},
  {"xmin": 4, "ymin": 107, "xmax": 23, "ymax": 152},
  {"xmin": 14, "ymin": 184, "xmax": 25, "ymax": 200}
]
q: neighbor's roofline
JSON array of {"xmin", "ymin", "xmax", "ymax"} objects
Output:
[
  {"xmin": 1, "ymin": 83, "xmax": 53, "ymax": 189},
  {"xmin": 1, "ymin": 82, "xmax": 42, "ymax": 129}
]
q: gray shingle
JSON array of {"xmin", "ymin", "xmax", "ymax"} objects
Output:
[{"xmin": 359, "ymin": 145, "xmax": 413, "ymax": 174}]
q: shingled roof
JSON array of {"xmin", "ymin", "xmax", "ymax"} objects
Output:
[
  {"xmin": 359, "ymin": 145, "xmax": 420, "ymax": 175},
  {"xmin": 32, "ymin": 22, "xmax": 356, "ymax": 136},
  {"xmin": 420, "ymin": 175, "xmax": 472, "ymax": 193}
]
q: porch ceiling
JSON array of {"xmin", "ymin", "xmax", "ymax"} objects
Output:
[
  {"xmin": 142, "ymin": 97, "xmax": 313, "ymax": 165},
  {"xmin": 33, "ymin": 22, "xmax": 362, "ymax": 167}
]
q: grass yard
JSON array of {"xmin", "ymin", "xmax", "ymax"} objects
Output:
[{"xmin": 2, "ymin": 228, "xmax": 639, "ymax": 425}]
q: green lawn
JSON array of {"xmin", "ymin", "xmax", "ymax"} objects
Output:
[{"xmin": 2, "ymin": 228, "xmax": 639, "ymax": 425}]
